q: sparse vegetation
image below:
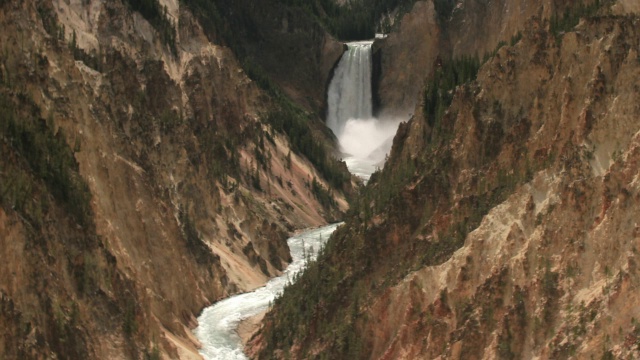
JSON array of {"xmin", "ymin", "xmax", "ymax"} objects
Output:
[
  {"xmin": 261, "ymin": 227, "xmax": 365, "ymax": 357},
  {"xmin": 277, "ymin": 0, "xmax": 419, "ymax": 40},
  {"xmin": 550, "ymin": 0, "xmax": 611, "ymax": 42},
  {"xmin": 422, "ymin": 55, "xmax": 481, "ymax": 129},
  {"xmin": 179, "ymin": 0, "xmax": 352, "ymax": 192},
  {"xmin": 510, "ymin": 31, "xmax": 523, "ymax": 46},
  {"xmin": 265, "ymin": 98, "xmax": 349, "ymax": 189},
  {"xmin": 258, "ymin": 18, "xmax": 564, "ymax": 356},
  {"xmin": 0, "ymin": 79, "xmax": 142, "ymax": 359},
  {"xmin": 601, "ymin": 349, "xmax": 615, "ymax": 360},
  {"xmin": 179, "ymin": 207, "xmax": 219, "ymax": 266},
  {"xmin": 7, "ymin": 0, "xmax": 637, "ymax": 358},
  {"xmin": 0, "ymin": 92, "xmax": 93, "ymax": 228},
  {"xmin": 433, "ymin": 0, "xmax": 455, "ymax": 24},
  {"xmin": 36, "ymin": 1, "xmax": 60, "ymax": 38},
  {"xmin": 542, "ymin": 263, "xmax": 560, "ymax": 324},
  {"xmin": 145, "ymin": 345, "xmax": 161, "ymax": 360},
  {"xmin": 123, "ymin": 0, "xmax": 177, "ymax": 53},
  {"xmin": 311, "ymin": 177, "xmax": 336, "ymax": 210},
  {"xmin": 123, "ymin": 298, "xmax": 138, "ymax": 337}
]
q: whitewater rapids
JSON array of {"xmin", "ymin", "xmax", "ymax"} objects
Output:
[{"xmin": 194, "ymin": 224, "xmax": 341, "ymax": 360}]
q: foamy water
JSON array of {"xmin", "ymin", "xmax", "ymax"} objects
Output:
[
  {"xmin": 327, "ymin": 41, "xmax": 400, "ymax": 180},
  {"xmin": 338, "ymin": 117, "xmax": 400, "ymax": 180},
  {"xmin": 194, "ymin": 224, "xmax": 341, "ymax": 360}
]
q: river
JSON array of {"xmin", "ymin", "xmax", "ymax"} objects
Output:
[
  {"xmin": 194, "ymin": 39, "xmax": 400, "ymax": 360},
  {"xmin": 194, "ymin": 223, "xmax": 341, "ymax": 360}
]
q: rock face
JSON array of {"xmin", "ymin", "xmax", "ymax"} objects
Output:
[
  {"xmin": 253, "ymin": 2, "xmax": 640, "ymax": 359},
  {"xmin": 362, "ymin": 17, "xmax": 640, "ymax": 357},
  {"xmin": 373, "ymin": 1, "xmax": 440, "ymax": 117},
  {"xmin": 0, "ymin": 0, "xmax": 347, "ymax": 358},
  {"xmin": 192, "ymin": 0, "xmax": 345, "ymax": 115},
  {"xmin": 373, "ymin": 0, "xmax": 573, "ymax": 117}
]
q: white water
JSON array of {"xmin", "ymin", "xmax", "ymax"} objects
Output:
[
  {"xmin": 194, "ymin": 223, "xmax": 341, "ymax": 360},
  {"xmin": 327, "ymin": 41, "xmax": 401, "ymax": 181}
]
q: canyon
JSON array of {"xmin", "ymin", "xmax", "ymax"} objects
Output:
[
  {"xmin": 252, "ymin": 1, "xmax": 640, "ymax": 360},
  {"xmin": 0, "ymin": 0, "xmax": 350, "ymax": 358},
  {"xmin": 2, "ymin": 0, "xmax": 640, "ymax": 359}
]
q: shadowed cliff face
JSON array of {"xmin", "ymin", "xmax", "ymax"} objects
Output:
[
  {"xmin": 183, "ymin": 0, "xmax": 345, "ymax": 115},
  {"xmin": 373, "ymin": 0, "xmax": 441, "ymax": 117},
  {"xmin": 237, "ymin": 1, "xmax": 345, "ymax": 115},
  {"xmin": 0, "ymin": 0, "xmax": 349, "ymax": 358},
  {"xmin": 252, "ymin": 2, "xmax": 640, "ymax": 359}
]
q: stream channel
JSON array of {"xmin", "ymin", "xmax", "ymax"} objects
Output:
[
  {"xmin": 195, "ymin": 39, "xmax": 401, "ymax": 359},
  {"xmin": 194, "ymin": 224, "xmax": 341, "ymax": 359}
]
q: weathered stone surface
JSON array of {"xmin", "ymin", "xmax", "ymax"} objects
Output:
[
  {"xmin": 0, "ymin": 0, "xmax": 348, "ymax": 358},
  {"xmin": 253, "ymin": 3, "xmax": 640, "ymax": 359}
]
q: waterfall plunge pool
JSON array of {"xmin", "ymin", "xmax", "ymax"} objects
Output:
[{"xmin": 327, "ymin": 41, "xmax": 402, "ymax": 181}]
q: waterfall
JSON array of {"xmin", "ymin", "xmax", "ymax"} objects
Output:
[
  {"xmin": 327, "ymin": 41, "xmax": 374, "ymax": 135},
  {"xmin": 326, "ymin": 41, "xmax": 400, "ymax": 181}
]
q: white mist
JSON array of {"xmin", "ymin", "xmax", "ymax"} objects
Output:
[{"xmin": 327, "ymin": 41, "xmax": 401, "ymax": 181}]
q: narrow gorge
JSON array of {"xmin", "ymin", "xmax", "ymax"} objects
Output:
[
  {"xmin": 252, "ymin": 1, "xmax": 640, "ymax": 359},
  {"xmin": 194, "ymin": 37, "xmax": 401, "ymax": 359},
  {"xmin": 2, "ymin": 0, "xmax": 640, "ymax": 359},
  {"xmin": 195, "ymin": 224, "xmax": 340, "ymax": 360}
]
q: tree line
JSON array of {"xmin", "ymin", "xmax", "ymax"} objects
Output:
[{"xmin": 0, "ymin": 92, "xmax": 93, "ymax": 229}]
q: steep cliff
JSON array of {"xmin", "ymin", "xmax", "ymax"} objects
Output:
[
  {"xmin": 373, "ymin": 0, "xmax": 578, "ymax": 117},
  {"xmin": 0, "ymin": 0, "xmax": 349, "ymax": 358},
  {"xmin": 253, "ymin": 1, "xmax": 640, "ymax": 359},
  {"xmin": 181, "ymin": 0, "xmax": 345, "ymax": 115}
]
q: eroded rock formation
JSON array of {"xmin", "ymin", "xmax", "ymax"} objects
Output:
[
  {"xmin": 253, "ymin": 1, "xmax": 640, "ymax": 359},
  {"xmin": 0, "ymin": 0, "xmax": 348, "ymax": 358}
]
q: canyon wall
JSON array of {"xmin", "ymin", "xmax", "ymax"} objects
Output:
[
  {"xmin": 0, "ymin": 0, "xmax": 347, "ymax": 358},
  {"xmin": 253, "ymin": 1, "xmax": 640, "ymax": 359},
  {"xmin": 182, "ymin": 0, "xmax": 345, "ymax": 115},
  {"xmin": 373, "ymin": 0, "xmax": 577, "ymax": 117}
]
